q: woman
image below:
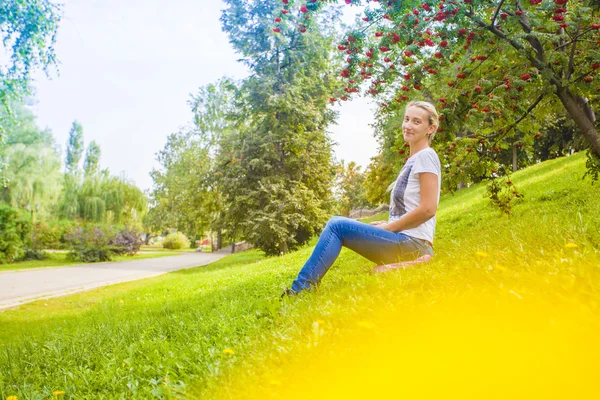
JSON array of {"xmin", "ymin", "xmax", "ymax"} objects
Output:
[{"xmin": 285, "ymin": 101, "xmax": 441, "ymax": 295}]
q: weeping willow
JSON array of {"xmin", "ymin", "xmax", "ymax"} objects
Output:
[
  {"xmin": 58, "ymin": 171, "xmax": 147, "ymax": 227},
  {"xmin": 2, "ymin": 141, "xmax": 63, "ymax": 219},
  {"xmin": 81, "ymin": 196, "xmax": 106, "ymax": 222},
  {"xmin": 99, "ymin": 174, "xmax": 147, "ymax": 228}
]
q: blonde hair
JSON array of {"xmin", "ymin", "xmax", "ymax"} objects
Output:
[{"xmin": 405, "ymin": 101, "xmax": 439, "ymax": 142}]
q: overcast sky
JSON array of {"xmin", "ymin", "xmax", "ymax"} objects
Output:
[{"xmin": 29, "ymin": 0, "xmax": 379, "ymax": 192}]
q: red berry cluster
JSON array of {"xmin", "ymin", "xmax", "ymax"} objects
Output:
[{"xmin": 273, "ymin": 0, "xmax": 318, "ymax": 34}]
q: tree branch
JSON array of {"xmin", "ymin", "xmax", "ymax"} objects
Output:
[
  {"xmin": 481, "ymin": 91, "xmax": 549, "ymax": 153},
  {"xmin": 514, "ymin": 10, "xmax": 546, "ymax": 64},
  {"xmin": 469, "ymin": 90, "xmax": 549, "ymax": 141},
  {"xmin": 464, "ymin": 11, "xmax": 561, "ymax": 85},
  {"xmin": 505, "ymin": 91, "xmax": 548, "ymax": 135},
  {"xmin": 572, "ymin": 70, "xmax": 597, "ymax": 84},
  {"xmin": 554, "ymin": 36, "xmax": 598, "ymax": 51},
  {"xmin": 567, "ymin": 30, "xmax": 578, "ymax": 80},
  {"xmin": 491, "ymin": 0, "xmax": 506, "ymax": 27}
]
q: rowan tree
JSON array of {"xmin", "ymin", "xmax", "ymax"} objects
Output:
[{"xmin": 277, "ymin": 0, "xmax": 600, "ymax": 188}]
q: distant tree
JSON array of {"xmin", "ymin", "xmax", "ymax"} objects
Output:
[
  {"xmin": 363, "ymin": 153, "xmax": 397, "ymax": 206},
  {"xmin": 113, "ymin": 175, "xmax": 147, "ymax": 229},
  {"xmin": 335, "ymin": 160, "xmax": 370, "ymax": 215},
  {"xmin": 65, "ymin": 121, "xmax": 84, "ymax": 176},
  {"xmin": 217, "ymin": 0, "xmax": 342, "ymax": 255},
  {"xmin": 190, "ymin": 79, "xmax": 238, "ymax": 150},
  {"xmin": 142, "ymin": 199, "xmax": 171, "ymax": 243},
  {"xmin": 78, "ymin": 171, "xmax": 147, "ymax": 228},
  {"xmin": 1, "ymin": 0, "xmax": 62, "ymax": 181},
  {"xmin": 149, "ymin": 127, "xmax": 213, "ymax": 239},
  {"xmin": 533, "ymin": 118, "xmax": 587, "ymax": 161},
  {"xmin": 83, "ymin": 141, "xmax": 101, "ymax": 178},
  {"xmin": 57, "ymin": 121, "xmax": 146, "ymax": 225},
  {"xmin": 189, "ymin": 78, "xmax": 239, "ymax": 248},
  {"xmin": 58, "ymin": 121, "xmax": 85, "ymax": 219},
  {"xmin": 0, "ymin": 103, "xmax": 62, "ymax": 220},
  {"xmin": 77, "ymin": 172, "xmax": 106, "ymax": 222}
]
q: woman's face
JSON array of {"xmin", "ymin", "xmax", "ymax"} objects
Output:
[{"xmin": 402, "ymin": 106, "xmax": 435, "ymax": 145}]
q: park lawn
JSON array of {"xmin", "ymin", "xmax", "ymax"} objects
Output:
[
  {"xmin": 1, "ymin": 152, "xmax": 599, "ymax": 399},
  {"xmin": 0, "ymin": 251, "xmax": 183, "ymax": 272}
]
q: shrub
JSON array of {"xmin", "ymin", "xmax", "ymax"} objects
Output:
[
  {"xmin": 65, "ymin": 226, "xmax": 114, "ymax": 263},
  {"xmin": 0, "ymin": 204, "xmax": 30, "ymax": 263},
  {"xmin": 20, "ymin": 222, "xmax": 49, "ymax": 261},
  {"xmin": 31, "ymin": 222, "xmax": 58, "ymax": 250},
  {"xmin": 54, "ymin": 220, "xmax": 79, "ymax": 249},
  {"xmin": 110, "ymin": 228, "xmax": 142, "ymax": 256},
  {"xmin": 31, "ymin": 220, "xmax": 78, "ymax": 250},
  {"xmin": 20, "ymin": 249, "xmax": 48, "ymax": 261},
  {"xmin": 162, "ymin": 232, "xmax": 190, "ymax": 250}
]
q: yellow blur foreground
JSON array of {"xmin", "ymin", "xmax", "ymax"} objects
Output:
[{"xmin": 220, "ymin": 288, "xmax": 600, "ymax": 399}]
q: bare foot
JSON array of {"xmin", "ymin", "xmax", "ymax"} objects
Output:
[{"xmin": 371, "ymin": 254, "xmax": 433, "ymax": 274}]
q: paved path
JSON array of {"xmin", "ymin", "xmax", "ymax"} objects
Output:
[{"xmin": 0, "ymin": 250, "xmax": 231, "ymax": 310}]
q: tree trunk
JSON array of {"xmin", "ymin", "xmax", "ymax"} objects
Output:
[
  {"xmin": 279, "ymin": 240, "xmax": 288, "ymax": 255},
  {"xmin": 512, "ymin": 145, "xmax": 518, "ymax": 172},
  {"xmin": 555, "ymin": 88, "xmax": 600, "ymax": 157},
  {"xmin": 577, "ymin": 96, "xmax": 596, "ymax": 125},
  {"xmin": 216, "ymin": 228, "xmax": 222, "ymax": 250}
]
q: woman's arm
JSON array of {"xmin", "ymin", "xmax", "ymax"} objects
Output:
[{"xmin": 381, "ymin": 172, "xmax": 438, "ymax": 232}]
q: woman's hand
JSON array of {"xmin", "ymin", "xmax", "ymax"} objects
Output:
[
  {"xmin": 370, "ymin": 220, "xmax": 390, "ymax": 230},
  {"xmin": 369, "ymin": 220, "xmax": 386, "ymax": 226}
]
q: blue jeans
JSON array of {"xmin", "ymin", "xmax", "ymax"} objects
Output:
[{"xmin": 291, "ymin": 216, "xmax": 434, "ymax": 293}]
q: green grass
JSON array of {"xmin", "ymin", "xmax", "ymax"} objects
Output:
[
  {"xmin": 357, "ymin": 212, "xmax": 388, "ymax": 224},
  {"xmin": 0, "ymin": 251, "xmax": 182, "ymax": 272},
  {"xmin": 1, "ymin": 153, "xmax": 599, "ymax": 399}
]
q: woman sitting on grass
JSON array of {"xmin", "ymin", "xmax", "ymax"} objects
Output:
[{"xmin": 284, "ymin": 100, "xmax": 441, "ymax": 295}]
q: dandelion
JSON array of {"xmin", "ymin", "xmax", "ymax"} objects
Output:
[
  {"xmin": 475, "ymin": 251, "xmax": 489, "ymax": 258},
  {"xmin": 313, "ymin": 319, "xmax": 325, "ymax": 325},
  {"xmin": 565, "ymin": 243, "xmax": 578, "ymax": 248},
  {"xmin": 7, "ymin": 396, "xmax": 18, "ymax": 400},
  {"xmin": 270, "ymin": 379, "xmax": 282, "ymax": 386},
  {"xmin": 223, "ymin": 348, "xmax": 235, "ymax": 355},
  {"xmin": 52, "ymin": 391, "xmax": 65, "ymax": 396}
]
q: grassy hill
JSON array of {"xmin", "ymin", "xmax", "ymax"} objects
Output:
[{"xmin": 1, "ymin": 152, "xmax": 599, "ymax": 399}]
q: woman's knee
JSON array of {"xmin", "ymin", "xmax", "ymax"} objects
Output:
[{"xmin": 325, "ymin": 216, "xmax": 348, "ymax": 230}]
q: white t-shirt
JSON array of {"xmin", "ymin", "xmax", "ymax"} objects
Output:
[{"xmin": 388, "ymin": 147, "xmax": 441, "ymax": 243}]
